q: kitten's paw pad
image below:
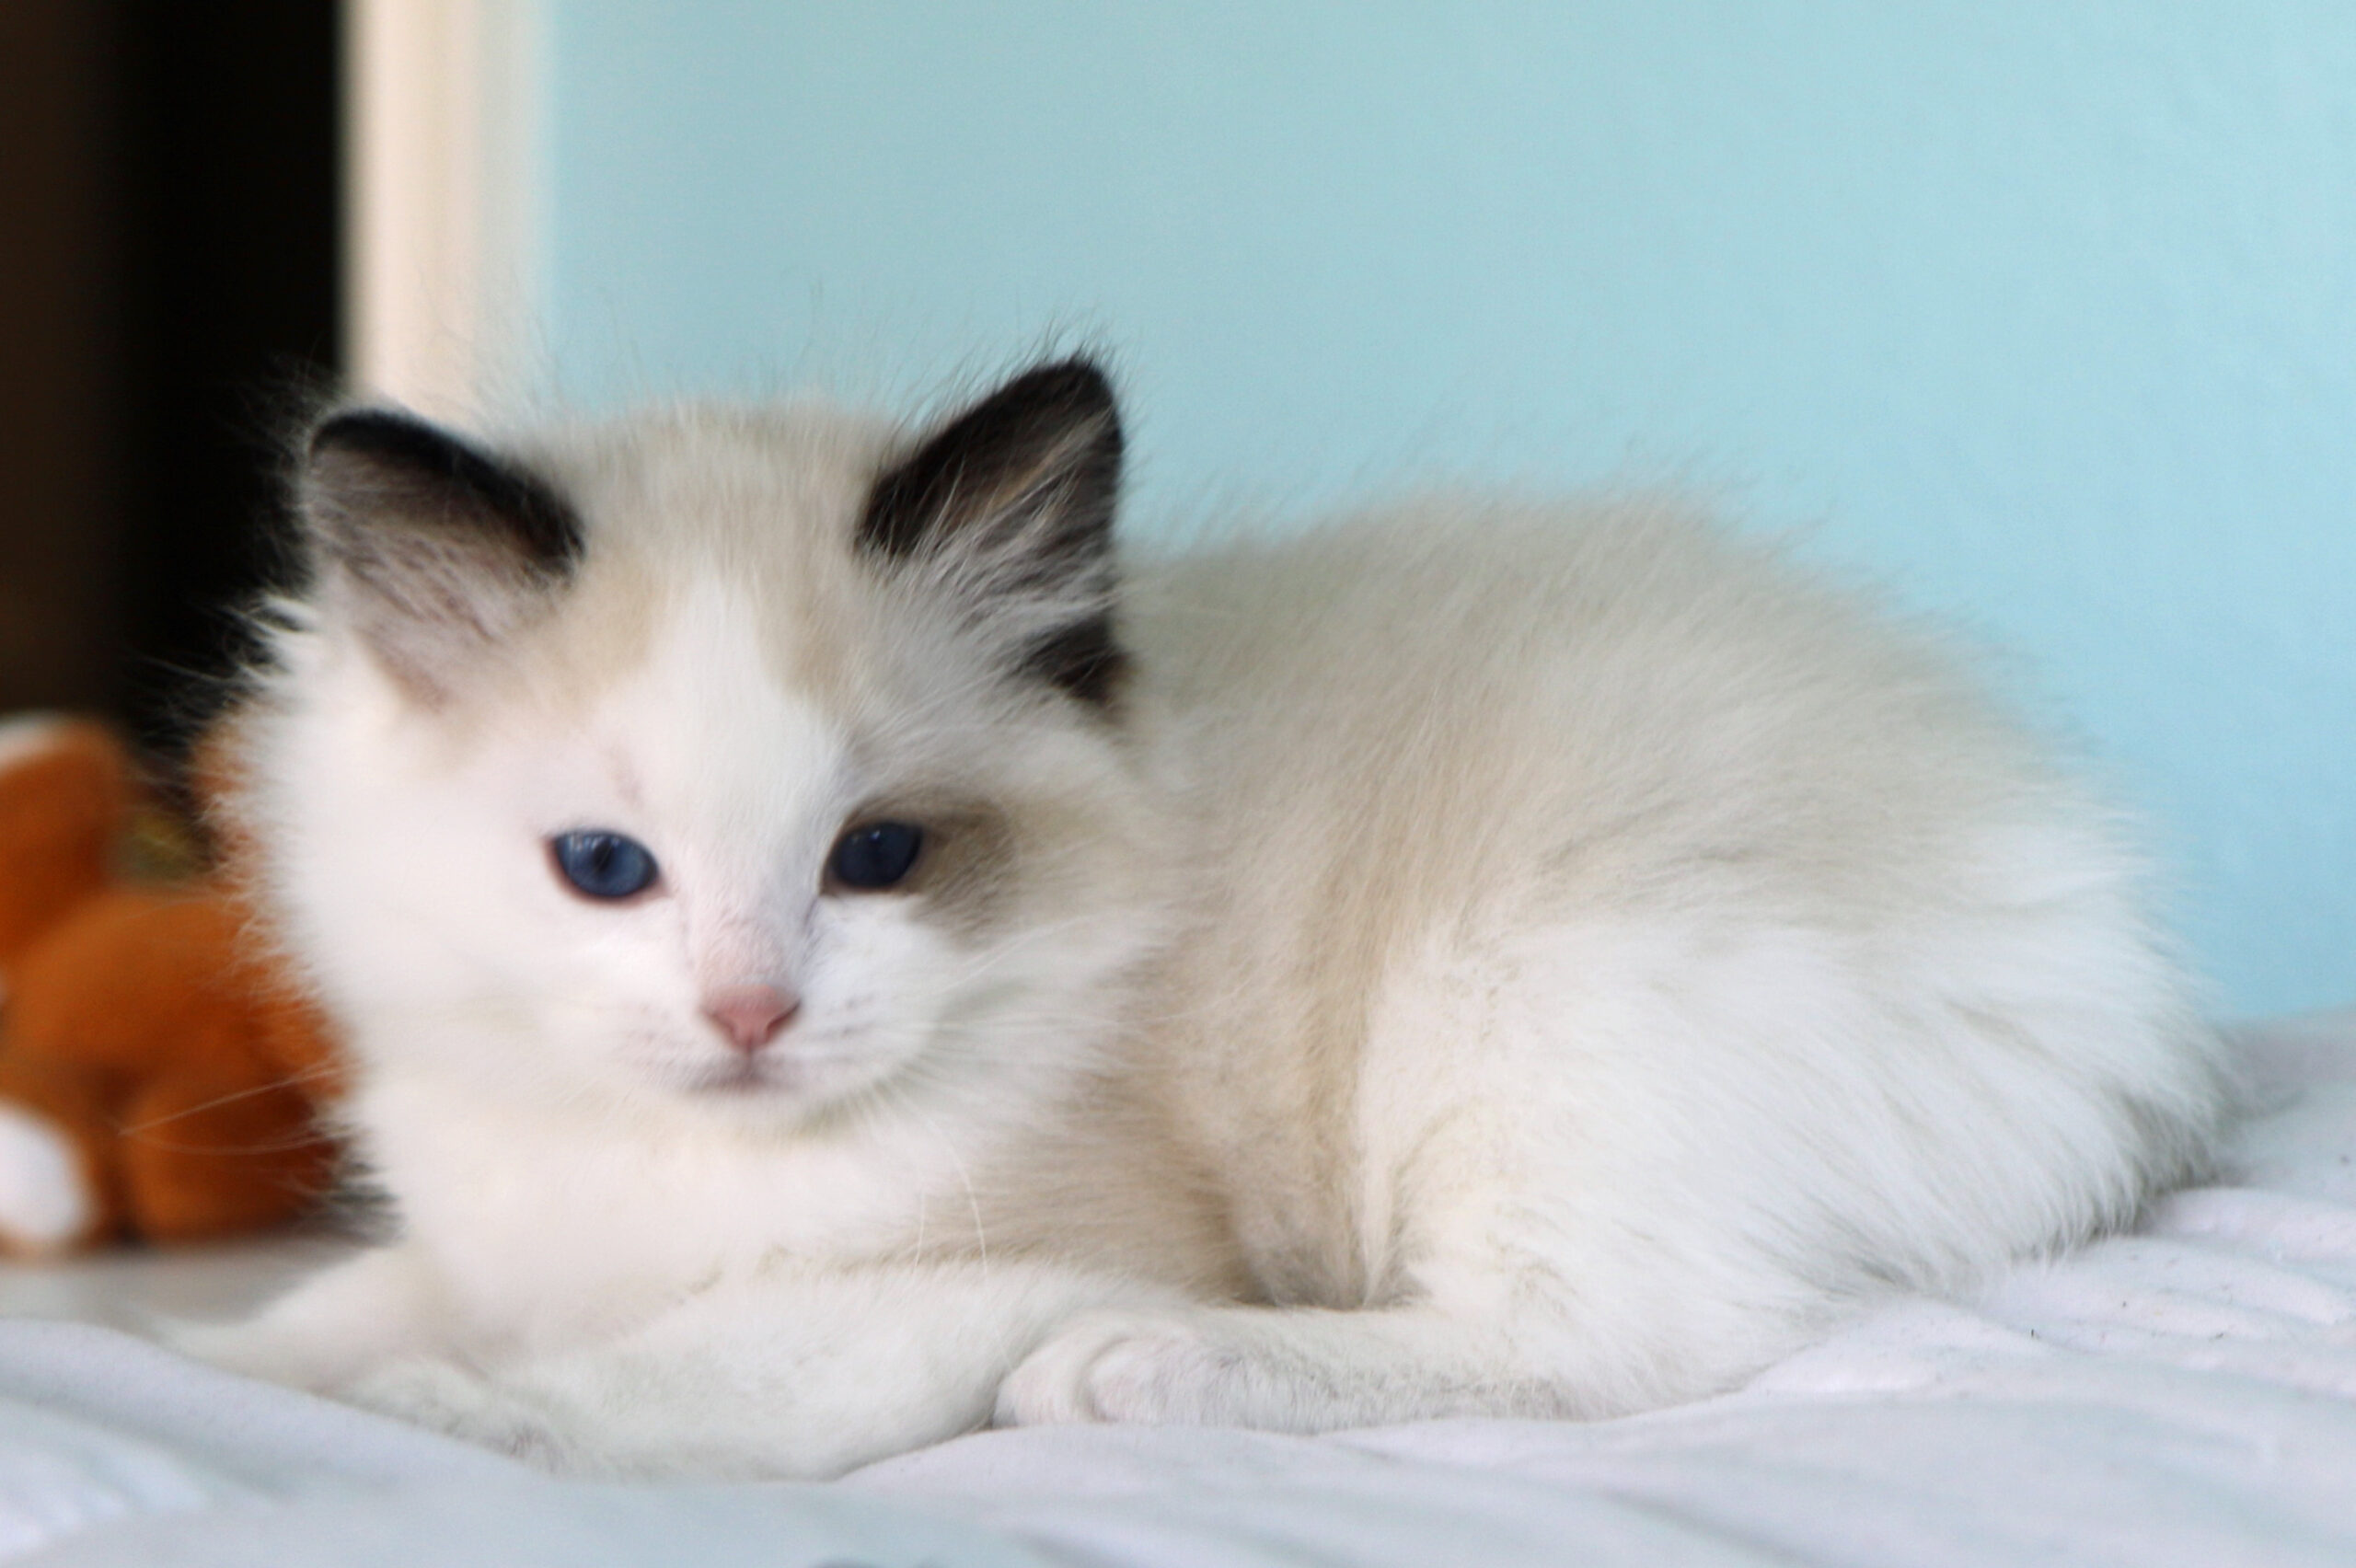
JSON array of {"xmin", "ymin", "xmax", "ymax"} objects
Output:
[
  {"xmin": 341, "ymin": 1358, "xmax": 572, "ymax": 1468},
  {"xmin": 999, "ymin": 1310, "xmax": 1245, "ymax": 1426}
]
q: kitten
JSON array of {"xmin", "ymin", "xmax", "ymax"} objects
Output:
[{"xmin": 182, "ymin": 358, "xmax": 2230, "ymax": 1477}]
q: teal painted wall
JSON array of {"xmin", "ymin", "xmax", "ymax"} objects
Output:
[{"xmin": 544, "ymin": 2, "xmax": 2356, "ymax": 1019}]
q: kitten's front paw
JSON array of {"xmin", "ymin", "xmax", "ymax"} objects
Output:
[
  {"xmin": 341, "ymin": 1357, "xmax": 573, "ymax": 1469},
  {"xmin": 998, "ymin": 1309, "xmax": 1249, "ymax": 1426}
]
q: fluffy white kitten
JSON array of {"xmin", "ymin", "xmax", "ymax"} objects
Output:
[{"xmin": 185, "ymin": 358, "xmax": 2228, "ymax": 1477}]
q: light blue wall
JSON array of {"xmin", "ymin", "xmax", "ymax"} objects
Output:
[{"xmin": 544, "ymin": 2, "xmax": 2356, "ymax": 1019}]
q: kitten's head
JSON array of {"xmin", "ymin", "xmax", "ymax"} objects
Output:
[{"xmin": 250, "ymin": 360, "xmax": 1165, "ymax": 1135}]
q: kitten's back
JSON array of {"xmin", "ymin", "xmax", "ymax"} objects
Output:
[{"xmin": 1111, "ymin": 495, "xmax": 2223, "ymax": 1393}]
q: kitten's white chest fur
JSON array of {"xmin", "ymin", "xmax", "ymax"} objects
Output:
[{"xmin": 188, "ymin": 360, "xmax": 2228, "ymax": 1476}]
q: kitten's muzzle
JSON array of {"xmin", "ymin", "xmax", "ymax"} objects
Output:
[{"xmin": 702, "ymin": 984, "xmax": 800, "ymax": 1055}]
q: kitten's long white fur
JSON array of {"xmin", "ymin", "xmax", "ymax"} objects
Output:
[{"xmin": 191, "ymin": 390, "xmax": 2227, "ymax": 1477}]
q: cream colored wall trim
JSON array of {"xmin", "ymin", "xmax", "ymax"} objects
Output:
[{"xmin": 345, "ymin": 0, "xmax": 545, "ymax": 420}]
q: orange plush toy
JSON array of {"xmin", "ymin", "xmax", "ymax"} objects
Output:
[{"xmin": 0, "ymin": 713, "xmax": 342, "ymax": 1255}]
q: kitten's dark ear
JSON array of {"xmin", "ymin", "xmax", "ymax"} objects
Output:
[
  {"xmin": 298, "ymin": 408, "xmax": 583, "ymax": 704},
  {"xmin": 859, "ymin": 358, "xmax": 1126, "ymax": 707}
]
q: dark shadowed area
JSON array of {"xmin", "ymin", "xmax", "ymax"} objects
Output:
[{"xmin": 0, "ymin": 1, "xmax": 340, "ymax": 761}]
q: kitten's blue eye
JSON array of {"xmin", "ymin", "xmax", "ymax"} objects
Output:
[
  {"xmin": 827, "ymin": 822, "xmax": 925, "ymax": 891},
  {"xmin": 550, "ymin": 831, "xmax": 659, "ymax": 900}
]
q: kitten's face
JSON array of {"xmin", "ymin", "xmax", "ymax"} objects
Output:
[{"xmin": 263, "ymin": 363, "xmax": 1161, "ymax": 1131}]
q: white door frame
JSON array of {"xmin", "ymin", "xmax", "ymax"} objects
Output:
[{"xmin": 343, "ymin": 0, "xmax": 544, "ymax": 419}]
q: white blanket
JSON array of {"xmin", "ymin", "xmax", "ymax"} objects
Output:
[{"xmin": 3, "ymin": 1012, "xmax": 2351, "ymax": 1567}]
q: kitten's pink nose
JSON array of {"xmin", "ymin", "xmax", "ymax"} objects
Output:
[{"xmin": 701, "ymin": 985, "xmax": 799, "ymax": 1055}]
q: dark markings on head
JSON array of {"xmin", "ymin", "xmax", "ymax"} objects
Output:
[
  {"xmin": 299, "ymin": 409, "xmax": 583, "ymax": 704},
  {"xmin": 1020, "ymin": 612, "xmax": 1126, "ymax": 709},
  {"xmin": 858, "ymin": 358, "xmax": 1129, "ymax": 709}
]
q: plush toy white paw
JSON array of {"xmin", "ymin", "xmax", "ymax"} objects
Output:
[{"xmin": 0, "ymin": 1101, "xmax": 94, "ymax": 1254}]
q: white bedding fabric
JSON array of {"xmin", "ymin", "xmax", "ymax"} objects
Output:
[{"xmin": 2, "ymin": 1011, "xmax": 2351, "ymax": 1567}]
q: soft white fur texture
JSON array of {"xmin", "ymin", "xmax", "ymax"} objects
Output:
[{"xmin": 183, "ymin": 375, "xmax": 2230, "ymax": 1478}]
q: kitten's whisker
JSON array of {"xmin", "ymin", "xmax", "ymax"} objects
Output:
[
  {"xmin": 107, "ymin": 1128, "xmax": 341, "ymax": 1158},
  {"xmin": 898, "ymin": 1093, "xmax": 991, "ymax": 1272},
  {"xmin": 109, "ymin": 1061, "xmax": 343, "ymax": 1138}
]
